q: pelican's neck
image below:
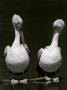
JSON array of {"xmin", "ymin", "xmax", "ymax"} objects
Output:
[
  {"xmin": 12, "ymin": 29, "xmax": 20, "ymax": 46},
  {"xmin": 51, "ymin": 32, "xmax": 60, "ymax": 47}
]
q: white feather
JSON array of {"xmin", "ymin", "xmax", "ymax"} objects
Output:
[{"xmin": 53, "ymin": 19, "xmax": 65, "ymax": 30}]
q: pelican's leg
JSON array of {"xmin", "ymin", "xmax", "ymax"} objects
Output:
[
  {"xmin": 44, "ymin": 76, "xmax": 59, "ymax": 83},
  {"xmin": 44, "ymin": 71, "xmax": 60, "ymax": 83},
  {"xmin": 52, "ymin": 77, "xmax": 59, "ymax": 83},
  {"xmin": 9, "ymin": 71, "xmax": 16, "ymax": 80},
  {"xmin": 14, "ymin": 73, "xmax": 24, "ymax": 80},
  {"xmin": 45, "ymin": 76, "xmax": 51, "ymax": 81},
  {"xmin": 51, "ymin": 69, "xmax": 61, "ymax": 83},
  {"xmin": 9, "ymin": 69, "xmax": 26, "ymax": 80}
]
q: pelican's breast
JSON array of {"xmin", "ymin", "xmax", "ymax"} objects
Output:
[
  {"xmin": 5, "ymin": 45, "xmax": 29, "ymax": 73},
  {"xmin": 39, "ymin": 47, "xmax": 62, "ymax": 72}
]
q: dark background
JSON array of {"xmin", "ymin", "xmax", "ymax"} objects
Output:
[{"xmin": 0, "ymin": 0, "xmax": 67, "ymax": 90}]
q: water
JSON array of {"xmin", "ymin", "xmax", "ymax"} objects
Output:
[{"xmin": 0, "ymin": 0, "xmax": 67, "ymax": 90}]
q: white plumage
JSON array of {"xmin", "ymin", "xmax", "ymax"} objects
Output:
[
  {"xmin": 4, "ymin": 14, "xmax": 29, "ymax": 73},
  {"xmin": 53, "ymin": 19, "xmax": 65, "ymax": 30},
  {"xmin": 38, "ymin": 19, "xmax": 65, "ymax": 73}
]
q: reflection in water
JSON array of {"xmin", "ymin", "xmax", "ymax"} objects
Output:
[
  {"xmin": 0, "ymin": 80, "xmax": 60, "ymax": 90},
  {"xmin": 11, "ymin": 85, "xmax": 26, "ymax": 90},
  {"xmin": 0, "ymin": 84, "xmax": 28, "ymax": 90},
  {"xmin": 11, "ymin": 82, "xmax": 60, "ymax": 90},
  {"xmin": 38, "ymin": 83, "xmax": 59, "ymax": 90}
]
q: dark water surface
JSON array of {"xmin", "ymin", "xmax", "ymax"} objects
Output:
[{"xmin": 0, "ymin": 0, "xmax": 67, "ymax": 90}]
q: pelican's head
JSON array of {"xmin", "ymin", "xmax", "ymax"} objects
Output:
[
  {"xmin": 12, "ymin": 14, "xmax": 23, "ymax": 30},
  {"xmin": 53, "ymin": 19, "xmax": 65, "ymax": 32}
]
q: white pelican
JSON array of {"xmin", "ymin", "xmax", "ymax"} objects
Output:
[
  {"xmin": 38, "ymin": 19, "xmax": 65, "ymax": 80},
  {"xmin": 4, "ymin": 14, "xmax": 29, "ymax": 76}
]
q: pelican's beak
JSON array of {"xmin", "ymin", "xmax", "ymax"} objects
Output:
[
  {"xmin": 18, "ymin": 22, "xmax": 22, "ymax": 29},
  {"xmin": 20, "ymin": 30, "xmax": 25, "ymax": 44}
]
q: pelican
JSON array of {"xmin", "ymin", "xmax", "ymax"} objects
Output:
[
  {"xmin": 38, "ymin": 19, "xmax": 65, "ymax": 80},
  {"xmin": 4, "ymin": 14, "xmax": 29, "ymax": 78}
]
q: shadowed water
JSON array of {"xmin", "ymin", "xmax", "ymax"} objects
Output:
[{"xmin": 0, "ymin": 0, "xmax": 67, "ymax": 90}]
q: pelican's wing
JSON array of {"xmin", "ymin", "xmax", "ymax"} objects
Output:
[
  {"xmin": 4, "ymin": 45, "xmax": 10, "ymax": 57},
  {"xmin": 37, "ymin": 48, "xmax": 43, "ymax": 61},
  {"xmin": 44, "ymin": 46, "xmax": 50, "ymax": 49}
]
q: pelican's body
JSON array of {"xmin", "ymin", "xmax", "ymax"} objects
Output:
[
  {"xmin": 38, "ymin": 19, "xmax": 65, "ymax": 73},
  {"xmin": 39, "ymin": 44, "xmax": 62, "ymax": 72},
  {"xmin": 4, "ymin": 14, "xmax": 29, "ymax": 74}
]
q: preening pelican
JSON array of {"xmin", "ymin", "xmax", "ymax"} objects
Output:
[
  {"xmin": 4, "ymin": 14, "xmax": 29, "ymax": 75},
  {"xmin": 38, "ymin": 19, "xmax": 65, "ymax": 79}
]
